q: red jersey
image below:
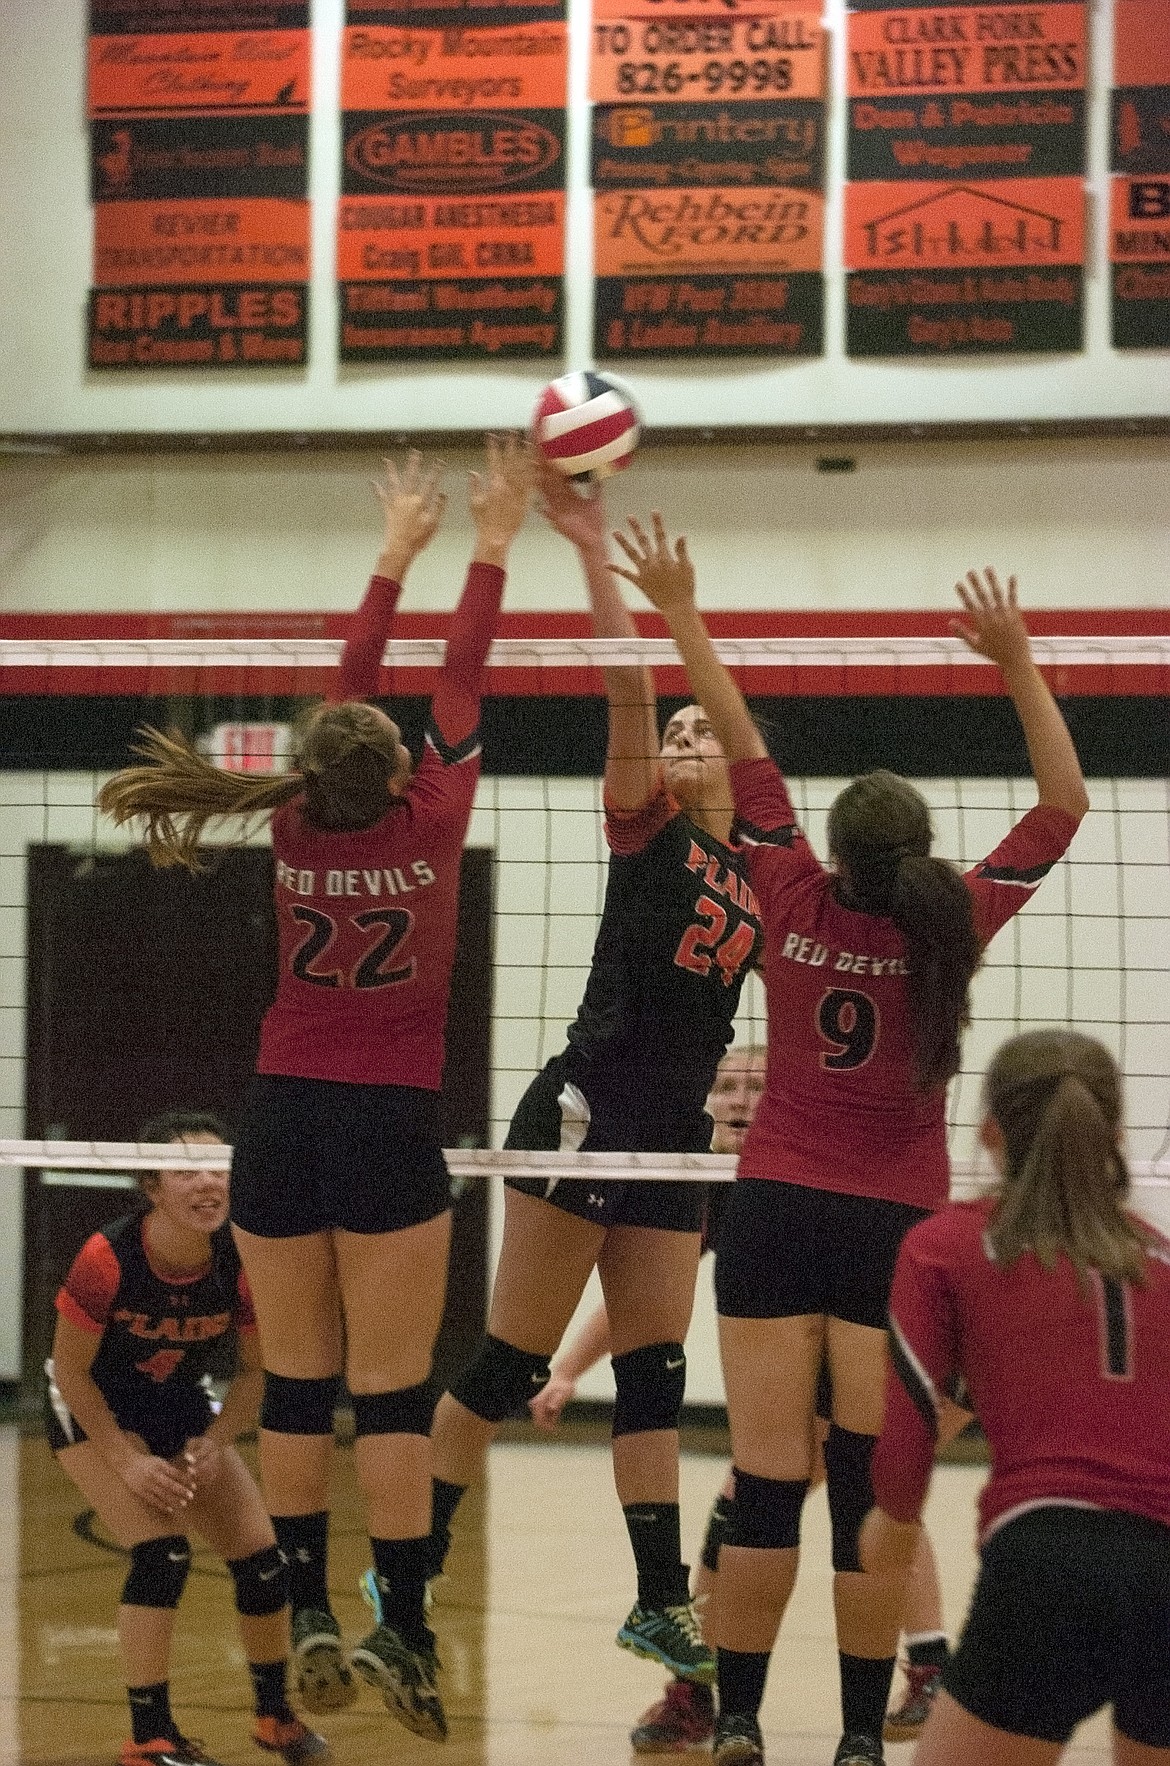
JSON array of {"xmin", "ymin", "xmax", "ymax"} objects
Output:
[
  {"xmin": 731, "ymin": 758, "xmax": 1080, "ymax": 1209},
  {"xmin": 256, "ymin": 561, "xmax": 502, "ymax": 1088},
  {"xmin": 873, "ymin": 1198, "xmax": 1170, "ymax": 1540}
]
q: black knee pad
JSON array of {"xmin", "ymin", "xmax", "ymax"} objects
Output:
[
  {"xmin": 825, "ymin": 1425, "xmax": 878, "ymax": 1572},
  {"xmin": 351, "ymin": 1381, "xmax": 436, "ymax": 1439},
  {"xmin": 700, "ymin": 1490, "xmax": 734, "ymax": 1573},
  {"xmin": 122, "ymin": 1535, "xmax": 191, "ymax": 1609},
  {"xmin": 449, "ymin": 1334, "xmax": 550, "ymax": 1424},
  {"xmin": 611, "ymin": 1341, "xmax": 686, "ymax": 1439},
  {"xmin": 228, "ymin": 1543, "xmax": 288, "ymax": 1616},
  {"xmin": 260, "ymin": 1372, "xmax": 340, "ymax": 1436},
  {"xmin": 730, "ymin": 1469, "xmax": 808, "ymax": 1550}
]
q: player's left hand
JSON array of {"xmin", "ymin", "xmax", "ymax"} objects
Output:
[
  {"xmin": 528, "ymin": 1370, "xmax": 576, "ymax": 1432},
  {"xmin": 179, "ymin": 1434, "xmax": 224, "ymax": 1489},
  {"xmin": 610, "ymin": 514, "xmax": 696, "ymax": 613},
  {"xmin": 857, "ymin": 1505, "xmax": 920, "ymax": 1574}
]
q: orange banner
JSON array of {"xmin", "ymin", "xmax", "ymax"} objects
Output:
[
  {"xmin": 845, "ymin": 176, "xmax": 1083, "ymax": 267},
  {"xmin": 88, "ymin": 32, "xmax": 311, "ymax": 117},
  {"xmin": 1113, "ymin": 0, "xmax": 1170, "ymax": 86},
  {"xmin": 847, "ymin": 5, "xmax": 1084, "ymax": 99},
  {"xmin": 93, "ymin": 198, "xmax": 310, "ymax": 284},
  {"xmin": 590, "ymin": 11, "xmax": 823, "ymax": 102},
  {"xmin": 1111, "ymin": 176, "xmax": 1170, "ymax": 258},
  {"xmin": 341, "ymin": 23, "xmax": 567, "ymax": 109},
  {"xmin": 338, "ymin": 190, "xmax": 565, "ymax": 277},
  {"xmin": 595, "ymin": 185, "xmax": 823, "ymax": 273}
]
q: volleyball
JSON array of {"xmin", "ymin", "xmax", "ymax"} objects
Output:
[{"xmin": 532, "ymin": 370, "xmax": 640, "ymax": 480}]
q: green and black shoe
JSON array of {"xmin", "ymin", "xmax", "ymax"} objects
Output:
[
  {"xmin": 289, "ymin": 1608, "xmax": 357, "ymax": 1714},
  {"xmin": 349, "ymin": 1568, "xmax": 447, "ymax": 1742},
  {"xmin": 616, "ymin": 1599, "xmax": 716, "ymax": 1683}
]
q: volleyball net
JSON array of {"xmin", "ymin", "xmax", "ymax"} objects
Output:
[{"xmin": 0, "ymin": 625, "xmax": 1166, "ymax": 1198}]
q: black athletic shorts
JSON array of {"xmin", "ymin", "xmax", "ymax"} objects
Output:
[
  {"xmin": 502, "ymin": 1053, "xmax": 706, "ymax": 1234},
  {"xmin": 945, "ymin": 1505, "xmax": 1170, "ymax": 1747},
  {"xmin": 44, "ymin": 1361, "xmax": 212, "ymax": 1462},
  {"xmin": 715, "ymin": 1178, "xmax": 929, "ymax": 1328},
  {"xmin": 231, "ymin": 1074, "xmax": 452, "ymax": 1238}
]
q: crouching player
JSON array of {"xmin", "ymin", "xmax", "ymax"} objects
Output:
[{"xmin": 46, "ymin": 1112, "xmax": 327, "ymax": 1766}]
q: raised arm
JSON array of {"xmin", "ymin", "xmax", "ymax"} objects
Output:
[
  {"xmin": 611, "ymin": 514, "xmax": 767, "ymax": 765},
  {"xmin": 430, "ymin": 434, "xmax": 533, "ymax": 750},
  {"xmin": 951, "ymin": 570, "xmax": 1089, "ymax": 821},
  {"xmin": 334, "ymin": 452, "xmax": 446, "ymax": 704},
  {"xmin": 540, "ymin": 465, "xmax": 659, "ymax": 810}
]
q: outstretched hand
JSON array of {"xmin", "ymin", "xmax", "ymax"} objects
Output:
[
  {"xmin": 950, "ymin": 568, "xmax": 1033, "ymax": 674},
  {"xmin": 373, "ymin": 451, "xmax": 446, "ymax": 581},
  {"xmin": 537, "ymin": 457, "xmax": 608, "ymax": 555},
  {"xmin": 470, "ymin": 432, "xmax": 535, "ymax": 563},
  {"xmin": 610, "ymin": 513, "xmax": 696, "ymax": 614}
]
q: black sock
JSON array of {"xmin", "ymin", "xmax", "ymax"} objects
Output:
[
  {"xmin": 906, "ymin": 1633, "xmax": 949, "ymax": 1671},
  {"xmin": 839, "ymin": 1652, "xmax": 896, "ymax": 1741},
  {"xmin": 717, "ymin": 1647, "xmax": 770, "ymax": 1721},
  {"xmin": 622, "ymin": 1502, "xmax": 690, "ymax": 1608},
  {"xmin": 370, "ymin": 1536, "xmax": 432, "ymax": 1647},
  {"xmin": 427, "ymin": 1478, "xmax": 468, "ymax": 1577},
  {"xmin": 248, "ymin": 1658, "xmax": 295, "ymax": 1723},
  {"xmin": 272, "ymin": 1511, "xmax": 331, "ymax": 1615},
  {"xmin": 127, "ymin": 1681, "xmax": 177, "ymax": 1745}
]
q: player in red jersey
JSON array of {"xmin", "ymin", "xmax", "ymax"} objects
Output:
[
  {"xmin": 862, "ymin": 1028, "xmax": 1170, "ymax": 1766},
  {"xmin": 47, "ymin": 1113, "xmax": 326, "ymax": 1766},
  {"xmin": 98, "ymin": 439, "xmax": 534, "ymax": 1745},
  {"xmin": 614, "ymin": 524, "xmax": 1088, "ymax": 1766},
  {"xmin": 424, "ymin": 469, "xmax": 764, "ymax": 1687}
]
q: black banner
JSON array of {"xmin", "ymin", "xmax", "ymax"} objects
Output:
[
  {"xmin": 88, "ymin": 282, "xmax": 308, "ymax": 368},
  {"xmin": 342, "ymin": 108, "xmax": 565, "ymax": 196},
  {"xmin": 339, "ymin": 278, "xmax": 561, "ymax": 357},
  {"xmin": 592, "ymin": 99, "xmax": 823, "ymax": 189},
  {"xmin": 847, "ymin": 266, "xmax": 1081, "ymax": 352},
  {"xmin": 90, "ymin": 1, "xmax": 310, "ymax": 28},
  {"xmin": 848, "ymin": 91, "xmax": 1084, "ymax": 180},
  {"xmin": 91, "ymin": 115, "xmax": 308, "ymax": 201},
  {"xmin": 596, "ymin": 271, "xmax": 823, "ymax": 355}
]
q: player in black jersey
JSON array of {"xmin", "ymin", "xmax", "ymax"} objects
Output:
[
  {"xmin": 46, "ymin": 1113, "xmax": 325, "ymax": 1766},
  {"xmin": 424, "ymin": 467, "xmax": 764, "ymax": 1685}
]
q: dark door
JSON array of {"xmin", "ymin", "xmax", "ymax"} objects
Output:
[{"xmin": 22, "ymin": 843, "xmax": 491, "ymax": 1401}]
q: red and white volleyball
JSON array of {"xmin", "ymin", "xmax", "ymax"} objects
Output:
[{"xmin": 533, "ymin": 371, "xmax": 640, "ymax": 480}]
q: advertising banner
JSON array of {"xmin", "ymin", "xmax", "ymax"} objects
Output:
[
  {"xmin": 337, "ymin": 0, "xmax": 568, "ymax": 360},
  {"xmin": 844, "ymin": 0, "xmax": 1087, "ymax": 354},
  {"xmin": 1110, "ymin": 0, "xmax": 1170, "ymax": 347},
  {"xmin": 591, "ymin": 0, "xmax": 826, "ymax": 358},
  {"xmin": 87, "ymin": 0, "xmax": 310, "ymax": 370}
]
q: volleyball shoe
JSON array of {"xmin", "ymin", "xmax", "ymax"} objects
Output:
[
  {"xmin": 289, "ymin": 1609, "xmax": 358, "ymax": 1714},
  {"xmin": 618, "ymin": 1599, "xmax": 716, "ymax": 1682},
  {"xmin": 631, "ymin": 1677, "xmax": 715, "ymax": 1752},
  {"xmin": 350, "ymin": 1568, "xmax": 447, "ymax": 1741}
]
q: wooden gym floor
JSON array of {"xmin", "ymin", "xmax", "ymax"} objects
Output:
[{"xmin": 2, "ymin": 1426, "xmax": 1114, "ymax": 1766}]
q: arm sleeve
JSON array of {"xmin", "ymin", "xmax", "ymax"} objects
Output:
[
  {"xmin": 428, "ymin": 562, "xmax": 505, "ymax": 755},
  {"xmin": 330, "ymin": 575, "xmax": 403, "ymax": 704},
  {"xmin": 872, "ymin": 1216, "xmax": 962, "ymax": 1523},
  {"xmin": 965, "ymin": 802, "xmax": 1080, "ymax": 946},
  {"xmin": 729, "ymin": 757, "xmax": 801, "ymax": 843},
  {"xmin": 56, "ymin": 1233, "xmax": 121, "ymax": 1335},
  {"xmin": 604, "ymin": 779, "xmax": 675, "ymax": 855}
]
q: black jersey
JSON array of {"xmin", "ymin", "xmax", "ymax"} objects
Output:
[
  {"xmin": 563, "ymin": 784, "xmax": 763, "ymax": 1150},
  {"xmin": 56, "ymin": 1213, "xmax": 256, "ymax": 1439}
]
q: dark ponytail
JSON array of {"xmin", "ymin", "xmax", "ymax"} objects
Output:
[{"xmin": 828, "ymin": 770, "xmax": 981, "ymax": 1092}]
